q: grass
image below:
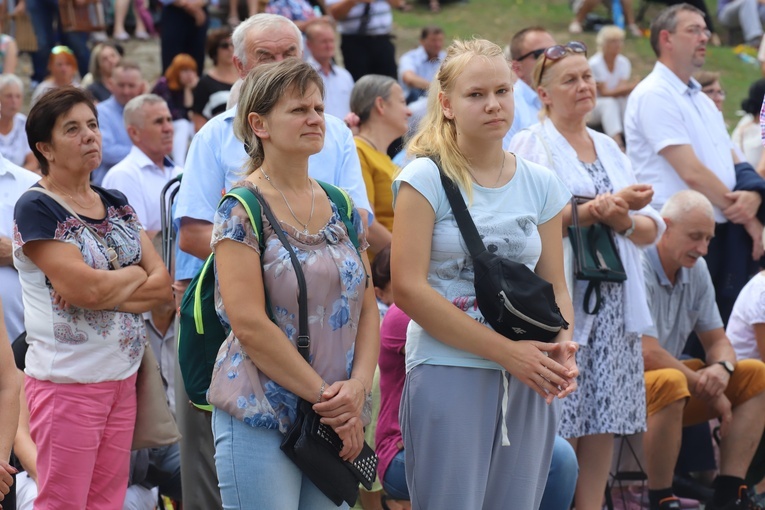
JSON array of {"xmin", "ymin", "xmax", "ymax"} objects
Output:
[{"xmin": 392, "ymin": 0, "xmax": 762, "ymax": 126}]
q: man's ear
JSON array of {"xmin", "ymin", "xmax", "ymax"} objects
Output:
[
  {"xmin": 233, "ymin": 56, "xmax": 247, "ymax": 79},
  {"xmin": 248, "ymin": 112, "xmax": 269, "ymax": 139}
]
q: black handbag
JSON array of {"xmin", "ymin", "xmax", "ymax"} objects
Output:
[
  {"xmin": 258, "ymin": 193, "xmax": 377, "ymax": 507},
  {"xmin": 567, "ymin": 195, "xmax": 627, "ymax": 315},
  {"xmin": 438, "ymin": 165, "xmax": 569, "ymax": 342}
]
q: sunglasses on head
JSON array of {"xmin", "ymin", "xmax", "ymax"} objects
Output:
[
  {"xmin": 538, "ymin": 41, "xmax": 588, "ymax": 83},
  {"xmin": 218, "ymin": 41, "xmax": 232, "ymax": 49},
  {"xmin": 52, "ymin": 45, "xmax": 74, "ymax": 56}
]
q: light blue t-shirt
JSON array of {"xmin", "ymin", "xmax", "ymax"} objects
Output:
[
  {"xmin": 173, "ymin": 106, "xmax": 373, "ymax": 280},
  {"xmin": 92, "ymin": 97, "xmax": 132, "ymax": 185},
  {"xmin": 392, "ymin": 155, "xmax": 570, "ymax": 372}
]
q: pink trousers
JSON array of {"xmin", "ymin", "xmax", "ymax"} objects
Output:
[{"xmin": 25, "ymin": 373, "xmax": 137, "ymax": 510}]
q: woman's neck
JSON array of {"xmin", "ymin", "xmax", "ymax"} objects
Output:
[
  {"xmin": 603, "ymin": 52, "xmax": 617, "ymax": 68},
  {"xmin": 357, "ymin": 124, "xmax": 396, "ymax": 155},
  {"xmin": 549, "ymin": 111, "xmax": 589, "ymax": 139},
  {"xmin": 45, "ymin": 171, "xmax": 92, "ymax": 195},
  {"xmin": 456, "ymin": 134, "xmax": 504, "ymax": 174},
  {"xmin": 259, "ymin": 153, "xmax": 312, "ymax": 191},
  {"xmin": 212, "ymin": 63, "xmax": 239, "ymax": 83}
]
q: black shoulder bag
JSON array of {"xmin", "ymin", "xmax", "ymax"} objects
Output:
[
  {"xmin": 567, "ymin": 195, "xmax": 627, "ymax": 315},
  {"xmin": 258, "ymin": 192, "xmax": 377, "ymax": 507},
  {"xmin": 438, "ymin": 165, "xmax": 569, "ymax": 342}
]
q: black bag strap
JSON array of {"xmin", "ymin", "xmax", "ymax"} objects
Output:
[
  {"xmin": 253, "ymin": 191, "xmax": 310, "ymax": 363},
  {"xmin": 436, "ymin": 161, "xmax": 487, "ymax": 259}
]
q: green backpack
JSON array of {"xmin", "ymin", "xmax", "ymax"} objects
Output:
[{"xmin": 178, "ymin": 182, "xmax": 360, "ymax": 411}]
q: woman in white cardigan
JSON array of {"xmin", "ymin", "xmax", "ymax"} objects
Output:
[{"xmin": 509, "ymin": 42, "xmax": 665, "ymax": 510}]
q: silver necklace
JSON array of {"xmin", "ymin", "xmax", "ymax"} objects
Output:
[
  {"xmin": 469, "ymin": 151, "xmax": 506, "ymax": 188},
  {"xmin": 259, "ymin": 166, "xmax": 315, "ymax": 234}
]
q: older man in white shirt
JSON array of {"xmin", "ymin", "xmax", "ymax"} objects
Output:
[
  {"xmin": 102, "ymin": 94, "xmax": 181, "ymax": 239},
  {"xmin": 625, "ymin": 3, "xmax": 765, "ymax": 322},
  {"xmin": 0, "ymin": 156, "xmax": 39, "ymax": 343},
  {"xmin": 502, "ymin": 27, "xmax": 556, "ymax": 149}
]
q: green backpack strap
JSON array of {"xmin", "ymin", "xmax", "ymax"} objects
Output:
[
  {"xmin": 316, "ymin": 181, "xmax": 359, "ymax": 249},
  {"xmin": 222, "ymin": 186, "xmax": 265, "ymax": 251}
]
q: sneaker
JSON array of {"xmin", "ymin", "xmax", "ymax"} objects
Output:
[
  {"xmin": 707, "ymin": 486, "xmax": 765, "ymax": 510},
  {"xmin": 658, "ymin": 497, "xmax": 682, "ymax": 510}
]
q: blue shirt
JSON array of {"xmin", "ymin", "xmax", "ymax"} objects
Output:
[
  {"xmin": 93, "ymin": 97, "xmax": 132, "ymax": 185},
  {"xmin": 397, "ymin": 45, "xmax": 445, "ymax": 99},
  {"xmin": 173, "ymin": 106, "xmax": 373, "ymax": 280},
  {"xmin": 503, "ymin": 80, "xmax": 543, "ymax": 150}
]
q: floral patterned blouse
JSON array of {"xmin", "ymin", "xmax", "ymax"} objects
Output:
[{"xmin": 207, "ymin": 181, "xmax": 369, "ymax": 433}]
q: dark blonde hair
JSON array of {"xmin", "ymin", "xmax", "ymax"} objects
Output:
[
  {"xmin": 234, "ymin": 59, "xmax": 324, "ymax": 174},
  {"xmin": 407, "ymin": 38, "xmax": 510, "ymax": 198},
  {"xmin": 164, "ymin": 54, "xmax": 198, "ymax": 91}
]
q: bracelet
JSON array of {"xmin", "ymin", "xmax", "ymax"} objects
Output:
[
  {"xmin": 316, "ymin": 381, "xmax": 326, "ymax": 403},
  {"xmin": 618, "ymin": 216, "xmax": 636, "ymax": 238}
]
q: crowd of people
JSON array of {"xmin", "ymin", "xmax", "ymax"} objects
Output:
[{"xmin": 1, "ymin": 2, "xmax": 765, "ymax": 510}]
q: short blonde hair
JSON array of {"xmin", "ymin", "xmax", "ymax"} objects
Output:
[
  {"xmin": 407, "ymin": 38, "xmax": 510, "ymax": 199},
  {"xmin": 596, "ymin": 25, "xmax": 625, "ymax": 50},
  {"xmin": 234, "ymin": 59, "xmax": 324, "ymax": 174}
]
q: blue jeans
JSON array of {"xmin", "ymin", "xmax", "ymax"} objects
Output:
[
  {"xmin": 540, "ymin": 436, "xmax": 579, "ymax": 510},
  {"xmin": 212, "ymin": 407, "xmax": 347, "ymax": 510},
  {"xmin": 382, "ymin": 450, "xmax": 409, "ymax": 500},
  {"xmin": 25, "ymin": 0, "xmax": 90, "ymax": 82}
]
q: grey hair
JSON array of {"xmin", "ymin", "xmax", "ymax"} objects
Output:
[
  {"xmin": 234, "ymin": 59, "xmax": 324, "ymax": 175},
  {"xmin": 660, "ymin": 189, "xmax": 715, "ymax": 223},
  {"xmin": 232, "ymin": 13, "xmax": 302, "ymax": 68},
  {"xmin": 350, "ymin": 74, "xmax": 397, "ymax": 125},
  {"xmin": 123, "ymin": 94, "xmax": 168, "ymax": 128},
  {"xmin": 650, "ymin": 3, "xmax": 705, "ymax": 57},
  {"xmin": 0, "ymin": 74, "xmax": 23, "ymax": 94}
]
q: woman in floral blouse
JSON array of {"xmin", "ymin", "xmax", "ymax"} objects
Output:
[{"xmin": 207, "ymin": 58, "xmax": 379, "ymax": 509}]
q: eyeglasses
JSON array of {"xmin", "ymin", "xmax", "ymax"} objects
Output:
[
  {"xmin": 516, "ymin": 47, "xmax": 546, "ymax": 62},
  {"xmin": 218, "ymin": 41, "xmax": 232, "ymax": 50},
  {"xmin": 675, "ymin": 25, "xmax": 711, "ymax": 39},
  {"xmin": 537, "ymin": 41, "xmax": 588, "ymax": 84},
  {"xmin": 52, "ymin": 45, "xmax": 74, "ymax": 56}
]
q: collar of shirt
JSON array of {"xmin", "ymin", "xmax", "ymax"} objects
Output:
[
  {"xmin": 652, "ymin": 61, "xmax": 701, "ymax": 97},
  {"xmin": 646, "ymin": 244, "xmax": 690, "ymax": 288},
  {"xmin": 515, "ymin": 79, "xmax": 542, "ymax": 109},
  {"xmin": 307, "ymin": 56, "xmax": 337, "ymax": 77},
  {"xmin": 413, "ymin": 45, "xmax": 444, "ymax": 64},
  {"xmin": 127, "ymin": 145, "xmax": 177, "ymax": 174}
]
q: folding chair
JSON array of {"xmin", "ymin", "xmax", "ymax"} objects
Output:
[
  {"xmin": 605, "ymin": 434, "xmax": 648, "ymax": 510},
  {"xmin": 159, "ymin": 174, "xmax": 182, "ymax": 273}
]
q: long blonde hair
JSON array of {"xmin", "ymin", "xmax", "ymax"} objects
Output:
[{"xmin": 407, "ymin": 38, "xmax": 509, "ymax": 198}]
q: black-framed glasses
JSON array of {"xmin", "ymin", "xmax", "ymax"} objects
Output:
[
  {"xmin": 516, "ymin": 47, "xmax": 546, "ymax": 62},
  {"xmin": 538, "ymin": 41, "xmax": 588, "ymax": 84}
]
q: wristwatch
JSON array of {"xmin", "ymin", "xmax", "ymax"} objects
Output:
[
  {"xmin": 619, "ymin": 216, "xmax": 636, "ymax": 238},
  {"xmin": 717, "ymin": 360, "xmax": 735, "ymax": 376}
]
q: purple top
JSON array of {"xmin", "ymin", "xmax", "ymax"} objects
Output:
[{"xmin": 374, "ymin": 304, "xmax": 410, "ymax": 481}]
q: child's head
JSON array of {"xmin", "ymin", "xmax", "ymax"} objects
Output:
[{"xmin": 371, "ymin": 245, "xmax": 393, "ymax": 306}]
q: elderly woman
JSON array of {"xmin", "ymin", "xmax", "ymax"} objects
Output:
[
  {"xmin": 206, "ymin": 58, "xmax": 378, "ymax": 509},
  {"xmin": 0, "ymin": 75, "xmax": 36, "ymax": 171},
  {"xmin": 11, "ymin": 87, "xmax": 173, "ymax": 509},
  {"xmin": 509, "ymin": 42, "xmax": 664, "ymax": 510},
  {"xmin": 83, "ymin": 42, "xmax": 122, "ymax": 103},
  {"xmin": 192, "ymin": 27, "xmax": 238, "ymax": 132},
  {"xmin": 587, "ymin": 25, "xmax": 636, "ymax": 151},
  {"xmin": 30, "ymin": 46, "xmax": 80, "ymax": 107},
  {"xmin": 392, "ymin": 38, "xmax": 577, "ymax": 509},
  {"xmin": 351, "ymin": 74, "xmax": 411, "ymax": 257}
]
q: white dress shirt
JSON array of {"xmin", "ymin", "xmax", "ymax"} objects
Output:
[
  {"xmin": 503, "ymin": 80, "xmax": 542, "ymax": 150},
  {"xmin": 625, "ymin": 62, "xmax": 735, "ymax": 222},
  {"xmin": 308, "ymin": 57, "xmax": 355, "ymax": 119},
  {"xmin": 0, "ymin": 158, "xmax": 40, "ymax": 342},
  {"xmin": 102, "ymin": 145, "xmax": 181, "ymax": 232}
]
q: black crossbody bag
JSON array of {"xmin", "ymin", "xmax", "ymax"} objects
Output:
[
  {"xmin": 258, "ymin": 193, "xmax": 377, "ymax": 507},
  {"xmin": 438, "ymin": 165, "xmax": 569, "ymax": 341}
]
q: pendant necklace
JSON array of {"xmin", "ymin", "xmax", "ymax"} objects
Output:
[{"xmin": 259, "ymin": 166, "xmax": 316, "ymax": 234}]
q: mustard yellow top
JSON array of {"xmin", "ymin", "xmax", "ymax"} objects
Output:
[{"xmin": 355, "ymin": 137, "xmax": 396, "ymax": 233}]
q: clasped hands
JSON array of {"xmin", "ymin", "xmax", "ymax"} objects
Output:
[
  {"xmin": 586, "ymin": 184, "xmax": 653, "ymax": 232},
  {"xmin": 313, "ymin": 378, "xmax": 367, "ymax": 462},
  {"xmin": 504, "ymin": 340, "xmax": 579, "ymax": 405}
]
